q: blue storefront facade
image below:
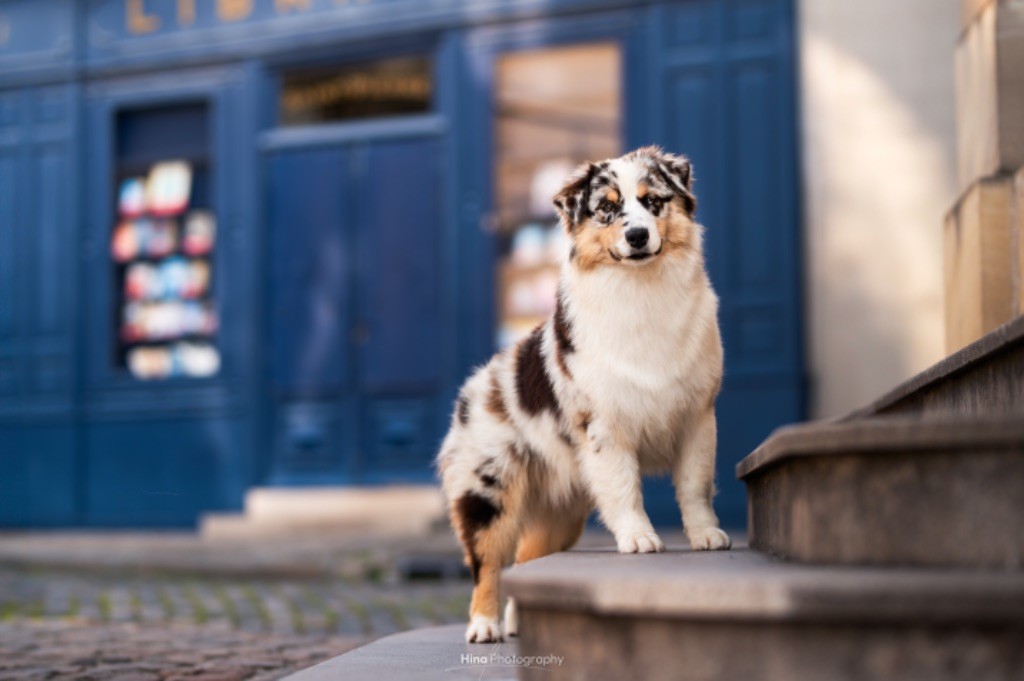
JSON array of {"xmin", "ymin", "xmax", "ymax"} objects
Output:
[{"xmin": 0, "ymin": 0, "xmax": 803, "ymax": 529}]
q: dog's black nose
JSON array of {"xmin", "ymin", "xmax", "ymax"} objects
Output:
[{"xmin": 625, "ymin": 228, "xmax": 649, "ymax": 248}]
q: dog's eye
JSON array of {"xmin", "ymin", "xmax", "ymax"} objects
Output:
[
  {"xmin": 640, "ymin": 195, "xmax": 666, "ymax": 212},
  {"xmin": 598, "ymin": 200, "xmax": 617, "ymax": 213}
]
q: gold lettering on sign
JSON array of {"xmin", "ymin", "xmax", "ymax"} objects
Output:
[
  {"xmin": 127, "ymin": 0, "xmax": 160, "ymax": 34},
  {"xmin": 178, "ymin": 0, "xmax": 196, "ymax": 27},
  {"xmin": 275, "ymin": 0, "xmax": 312, "ymax": 13},
  {"xmin": 218, "ymin": 0, "xmax": 254, "ymax": 22}
]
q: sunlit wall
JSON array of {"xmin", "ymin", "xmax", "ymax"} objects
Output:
[{"xmin": 799, "ymin": 0, "xmax": 959, "ymax": 417}]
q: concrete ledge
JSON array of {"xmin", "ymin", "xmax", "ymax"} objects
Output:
[
  {"xmin": 505, "ymin": 548, "xmax": 1024, "ymax": 623},
  {"xmin": 282, "ymin": 625, "xmax": 522, "ymax": 680},
  {"xmin": 505, "ymin": 549, "xmax": 1024, "ymax": 681},
  {"xmin": 737, "ymin": 417, "xmax": 1024, "ymax": 568},
  {"xmin": 736, "ymin": 415, "xmax": 1024, "ymax": 478}
]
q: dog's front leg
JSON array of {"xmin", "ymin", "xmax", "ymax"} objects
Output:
[
  {"xmin": 579, "ymin": 419, "xmax": 664, "ymax": 553},
  {"xmin": 674, "ymin": 407, "xmax": 731, "ymax": 550}
]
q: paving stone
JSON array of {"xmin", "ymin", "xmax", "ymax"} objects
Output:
[{"xmin": 0, "ymin": 536, "xmax": 477, "ymax": 680}]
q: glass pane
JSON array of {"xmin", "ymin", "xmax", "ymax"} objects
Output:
[
  {"xmin": 280, "ymin": 57, "xmax": 433, "ymax": 125},
  {"xmin": 493, "ymin": 43, "xmax": 622, "ymax": 348}
]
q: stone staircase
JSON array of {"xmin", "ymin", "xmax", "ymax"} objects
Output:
[
  {"xmin": 501, "ymin": 314, "xmax": 1024, "ymax": 681},
  {"xmin": 287, "ymin": 317, "xmax": 1024, "ymax": 681}
]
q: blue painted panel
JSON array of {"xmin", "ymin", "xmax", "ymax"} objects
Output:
[
  {"xmin": 355, "ymin": 137, "xmax": 444, "ymax": 395},
  {"xmin": 0, "ymin": 84, "xmax": 76, "ymax": 414},
  {"xmin": 728, "ymin": 57, "xmax": 781, "ymax": 291},
  {"xmin": 0, "ymin": 425, "xmax": 77, "ymax": 526},
  {"xmin": 271, "ymin": 400, "xmax": 357, "ymax": 482},
  {"xmin": 728, "ymin": 0, "xmax": 777, "ymax": 43},
  {"xmin": 267, "ymin": 146, "xmax": 352, "ymax": 394},
  {"xmin": 84, "ymin": 416, "xmax": 250, "ymax": 527},
  {"xmin": 662, "ymin": 0, "xmax": 715, "ymax": 50},
  {"xmin": 361, "ymin": 398, "xmax": 440, "ymax": 479},
  {"xmin": 33, "ymin": 146, "xmax": 67, "ymax": 336},
  {"xmin": 0, "ymin": 0, "xmax": 74, "ymax": 72},
  {"xmin": 0, "ymin": 142, "xmax": 17, "ymax": 342}
]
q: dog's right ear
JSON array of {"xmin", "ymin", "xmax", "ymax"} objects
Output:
[{"xmin": 553, "ymin": 162, "xmax": 598, "ymax": 231}]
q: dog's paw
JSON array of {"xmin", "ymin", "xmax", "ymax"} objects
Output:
[
  {"xmin": 466, "ymin": 615, "xmax": 503, "ymax": 643},
  {"xmin": 503, "ymin": 598, "xmax": 518, "ymax": 638},
  {"xmin": 617, "ymin": 530, "xmax": 665, "ymax": 554},
  {"xmin": 688, "ymin": 526, "xmax": 731, "ymax": 551}
]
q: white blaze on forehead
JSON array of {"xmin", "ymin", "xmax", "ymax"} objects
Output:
[
  {"xmin": 607, "ymin": 157, "xmax": 642, "ymax": 198},
  {"xmin": 605, "ymin": 157, "xmax": 662, "ymax": 257}
]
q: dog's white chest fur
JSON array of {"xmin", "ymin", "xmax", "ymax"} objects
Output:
[{"xmin": 565, "ymin": 256, "xmax": 720, "ymax": 461}]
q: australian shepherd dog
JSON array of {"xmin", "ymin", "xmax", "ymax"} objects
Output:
[{"xmin": 436, "ymin": 146, "xmax": 731, "ymax": 643}]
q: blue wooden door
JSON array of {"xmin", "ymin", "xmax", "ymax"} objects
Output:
[
  {"xmin": 0, "ymin": 84, "xmax": 79, "ymax": 526},
  {"xmin": 265, "ymin": 132, "xmax": 447, "ymax": 484},
  {"xmin": 355, "ymin": 137, "xmax": 446, "ymax": 481},
  {"xmin": 266, "ymin": 146, "xmax": 359, "ymax": 483}
]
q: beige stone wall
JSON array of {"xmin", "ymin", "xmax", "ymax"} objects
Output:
[
  {"xmin": 944, "ymin": 0, "xmax": 1024, "ymax": 353},
  {"xmin": 799, "ymin": 0, "xmax": 960, "ymax": 418}
]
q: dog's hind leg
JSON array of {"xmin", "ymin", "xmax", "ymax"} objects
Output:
[
  {"xmin": 515, "ymin": 493, "xmax": 589, "ymax": 564},
  {"xmin": 450, "ymin": 473, "xmax": 526, "ymax": 643},
  {"xmin": 504, "ymin": 502, "xmax": 588, "ymax": 636}
]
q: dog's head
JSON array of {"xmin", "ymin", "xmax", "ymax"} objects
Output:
[{"xmin": 553, "ymin": 146, "xmax": 699, "ymax": 271}]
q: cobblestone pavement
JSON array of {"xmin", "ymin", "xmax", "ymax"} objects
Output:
[
  {"xmin": 0, "ymin": 567, "xmax": 472, "ymax": 679},
  {"xmin": 0, "ymin": 620, "xmax": 360, "ymax": 681}
]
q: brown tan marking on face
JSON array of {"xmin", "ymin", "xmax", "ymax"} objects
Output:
[
  {"xmin": 657, "ymin": 202, "xmax": 697, "ymax": 260},
  {"xmin": 570, "ymin": 216, "xmax": 624, "ymax": 271}
]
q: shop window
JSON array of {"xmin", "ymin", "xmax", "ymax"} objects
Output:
[
  {"xmin": 110, "ymin": 103, "xmax": 220, "ymax": 380},
  {"xmin": 279, "ymin": 57, "xmax": 433, "ymax": 125},
  {"xmin": 493, "ymin": 43, "xmax": 622, "ymax": 347}
]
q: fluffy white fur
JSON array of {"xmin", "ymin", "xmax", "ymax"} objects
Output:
[{"xmin": 437, "ymin": 147, "xmax": 730, "ymax": 643}]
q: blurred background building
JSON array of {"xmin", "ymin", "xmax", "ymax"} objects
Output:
[{"xmin": 0, "ymin": 0, "xmax": 961, "ymax": 531}]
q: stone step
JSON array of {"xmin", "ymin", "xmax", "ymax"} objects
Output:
[
  {"xmin": 281, "ymin": 624, "xmax": 523, "ymax": 680},
  {"xmin": 738, "ymin": 415, "xmax": 1024, "ymax": 569},
  {"xmin": 504, "ymin": 547, "xmax": 1024, "ymax": 681},
  {"xmin": 200, "ymin": 485, "xmax": 445, "ymax": 539},
  {"xmin": 848, "ymin": 314, "xmax": 1024, "ymax": 419}
]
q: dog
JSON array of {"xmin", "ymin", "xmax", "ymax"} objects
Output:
[{"xmin": 436, "ymin": 146, "xmax": 731, "ymax": 643}]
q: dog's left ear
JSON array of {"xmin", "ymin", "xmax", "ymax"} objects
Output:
[
  {"xmin": 649, "ymin": 149, "xmax": 696, "ymax": 215},
  {"xmin": 553, "ymin": 161, "xmax": 598, "ymax": 231}
]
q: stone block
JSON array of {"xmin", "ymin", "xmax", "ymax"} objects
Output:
[
  {"xmin": 944, "ymin": 174, "xmax": 1017, "ymax": 353},
  {"xmin": 738, "ymin": 417, "xmax": 1024, "ymax": 569},
  {"xmin": 955, "ymin": 0, "xmax": 1024, "ymax": 190},
  {"xmin": 1018, "ymin": 167, "xmax": 1024, "ymax": 315}
]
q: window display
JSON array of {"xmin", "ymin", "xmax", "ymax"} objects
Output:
[{"xmin": 111, "ymin": 161, "xmax": 219, "ymax": 380}]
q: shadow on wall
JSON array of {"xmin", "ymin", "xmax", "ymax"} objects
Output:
[{"xmin": 800, "ymin": 0, "xmax": 959, "ymax": 418}]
